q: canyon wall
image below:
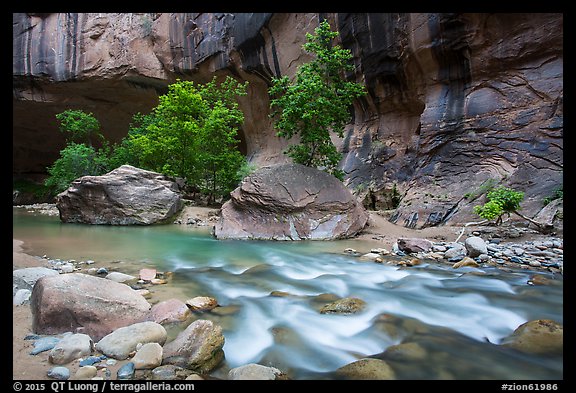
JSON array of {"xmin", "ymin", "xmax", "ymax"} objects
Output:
[{"xmin": 13, "ymin": 13, "xmax": 563, "ymax": 227}]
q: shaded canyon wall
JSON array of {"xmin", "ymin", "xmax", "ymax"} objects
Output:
[{"xmin": 13, "ymin": 13, "xmax": 563, "ymax": 228}]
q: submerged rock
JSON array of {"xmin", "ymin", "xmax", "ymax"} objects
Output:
[
  {"xmin": 320, "ymin": 297, "xmax": 366, "ymax": 314},
  {"xmin": 452, "ymin": 257, "xmax": 480, "ymax": 269},
  {"xmin": 56, "ymin": 165, "xmax": 183, "ymax": 225},
  {"xmin": 214, "ymin": 164, "xmax": 369, "ymax": 240}
]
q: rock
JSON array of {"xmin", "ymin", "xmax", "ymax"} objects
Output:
[
  {"xmin": 370, "ymin": 248, "xmax": 390, "ymax": 255},
  {"xmin": 47, "ymin": 366, "xmax": 70, "ymax": 380},
  {"xmin": 96, "ymin": 268, "xmax": 108, "ymax": 275},
  {"xmin": 31, "ymin": 273, "xmax": 151, "ymax": 341},
  {"xmin": 132, "ymin": 343, "xmax": 163, "ymax": 369},
  {"xmin": 359, "ymin": 253, "xmax": 383, "ymax": 262},
  {"xmin": 95, "ymin": 321, "xmax": 167, "ymax": 360},
  {"xmin": 452, "ymin": 257, "xmax": 480, "ymax": 269},
  {"xmin": 464, "ymin": 236, "xmax": 488, "ymax": 257},
  {"xmin": 335, "ymin": 358, "xmax": 396, "ymax": 380},
  {"xmin": 148, "ymin": 298, "xmax": 191, "ymax": 325},
  {"xmin": 513, "ymin": 247, "xmax": 525, "ymax": 256},
  {"xmin": 444, "ymin": 243, "xmax": 467, "ymax": 260},
  {"xmin": 397, "ymin": 238, "xmax": 432, "ymax": 254},
  {"xmin": 320, "ymin": 297, "xmax": 366, "ymax": 314},
  {"xmin": 150, "ymin": 365, "xmax": 188, "ymax": 380},
  {"xmin": 185, "ymin": 374, "xmax": 204, "ymax": 380},
  {"xmin": 49, "ymin": 333, "xmax": 94, "ymax": 365},
  {"xmin": 139, "ymin": 268, "xmax": 157, "ymax": 281},
  {"xmin": 382, "ymin": 342, "xmax": 427, "ymax": 360},
  {"xmin": 185, "ymin": 296, "xmax": 218, "ymax": 312},
  {"xmin": 74, "ymin": 366, "xmax": 98, "ymax": 380},
  {"xmin": 162, "ymin": 319, "xmax": 225, "ymax": 373},
  {"xmin": 13, "ymin": 267, "xmax": 59, "ymax": 291},
  {"xmin": 13, "ymin": 289, "xmax": 31, "ymax": 305},
  {"xmin": 501, "ymin": 319, "xmax": 563, "ymax": 355},
  {"xmin": 529, "ymin": 261, "xmax": 542, "ymax": 267},
  {"xmin": 30, "ymin": 336, "xmax": 61, "ymax": 355},
  {"xmin": 432, "ymin": 245, "xmax": 447, "ymax": 252},
  {"xmin": 105, "ymin": 272, "xmax": 137, "ymax": 283},
  {"xmin": 214, "ymin": 164, "xmax": 369, "ymax": 240},
  {"xmin": 478, "ymin": 254, "xmax": 490, "ymax": 262},
  {"xmin": 117, "ymin": 362, "xmax": 135, "ymax": 380},
  {"xmin": 528, "ymin": 275, "xmax": 552, "ymax": 286},
  {"xmin": 79, "ymin": 356, "xmax": 103, "ymax": 367},
  {"xmin": 228, "ymin": 363, "xmax": 287, "ymax": 380},
  {"xmin": 56, "ymin": 165, "xmax": 183, "ymax": 225},
  {"xmin": 60, "ymin": 263, "xmax": 75, "ymax": 273}
]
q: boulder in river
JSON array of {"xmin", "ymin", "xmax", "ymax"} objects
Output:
[
  {"xmin": 228, "ymin": 363, "xmax": 288, "ymax": 380},
  {"xmin": 30, "ymin": 273, "xmax": 151, "ymax": 341},
  {"xmin": 56, "ymin": 165, "xmax": 183, "ymax": 225},
  {"xmin": 162, "ymin": 319, "xmax": 225, "ymax": 373},
  {"xmin": 501, "ymin": 319, "xmax": 563, "ymax": 355},
  {"xmin": 214, "ymin": 163, "xmax": 369, "ymax": 240},
  {"xmin": 320, "ymin": 297, "xmax": 367, "ymax": 314},
  {"xmin": 335, "ymin": 358, "xmax": 396, "ymax": 380}
]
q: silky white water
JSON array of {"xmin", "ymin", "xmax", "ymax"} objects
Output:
[{"xmin": 13, "ymin": 208, "xmax": 563, "ymax": 379}]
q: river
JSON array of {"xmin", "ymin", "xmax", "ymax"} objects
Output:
[{"xmin": 13, "ymin": 207, "xmax": 563, "ymax": 380}]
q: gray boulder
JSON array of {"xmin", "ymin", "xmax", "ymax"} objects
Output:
[
  {"xmin": 162, "ymin": 319, "xmax": 225, "ymax": 373},
  {"xmin": 13, "ymin": 267, "xmax": 59, "ymax": 292},
  {"xmin": 228, "ymin": 363, "xmax": 287, "ymax": 380},
  {"xmin": 56, "ymin": 165, "xmax": 183, "ymax": 225},
  {"xmin": 49, "ymin": 333, "xmax": 94, "ymax": 365},
  {"xmin": 95, "ymin": 321, "xmax": 167, "ymax": 360},
  {"xmin": 30, "ymin": 273, "xmax": 151, "ymax": 341},
  {"xmin": 464, "ymin": 236, "xmax": 488, "ymax": 257},
  {"xmin": 214, "ymin": 164, "xmax": 369, "ymax": 240}
]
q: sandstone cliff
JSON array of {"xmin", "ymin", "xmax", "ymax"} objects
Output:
[{"xmin": 13, "ymin": 13, "xmax": 563, "ymax": 228}]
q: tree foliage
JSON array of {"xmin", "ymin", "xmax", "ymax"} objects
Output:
[
  {"xmin": 473, "ymin": 186, "xmax": 525, "ymax": 223},
  {"xmin": 116, "ymin": 77, "xmax": 249, "ymax": 202},
  {"xmin": 55, "ymin": 109, "xmax": 103, "ymax": 147},
  {"xmin": 269, "ymin": 20, "xmax": 366, "ymax": 180}
]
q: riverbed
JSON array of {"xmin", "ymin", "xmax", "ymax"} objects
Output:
[{"xmin": 13, "ymin": 207, "xmax": 563, "ymax": 380}]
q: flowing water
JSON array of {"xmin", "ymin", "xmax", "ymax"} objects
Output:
[{"xmin": 13, "ymin": 208, "xmax": 563, "ymax": 380}]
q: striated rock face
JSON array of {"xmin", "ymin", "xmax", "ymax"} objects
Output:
[
  {"xmin": 14, "ymin": 13, "xmax": 562, "ymax": 228},
  {"xmin": 56, "ymin": 165, "xmax": 183, "ymax": 225},
  {"xmin": 214, "ymin": 163, "xmax": 369, "ymax": 240}
]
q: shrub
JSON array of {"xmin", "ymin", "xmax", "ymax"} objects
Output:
[{"xmin": 473, "ymin": 186, "xmax": 524, "ymax": 223}]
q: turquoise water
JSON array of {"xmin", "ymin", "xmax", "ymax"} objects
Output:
[{"xmin": 13, "ymin": 208, "xmax": 563, "ymax": 380}]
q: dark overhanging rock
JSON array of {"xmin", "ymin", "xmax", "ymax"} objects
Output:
[
  {"xmin": 56, "ymin": 165, "xmax": 183, "ymax": 225},
  {"xmin": 214, "ymin": 163, "xmax": 369, "ymax": 240}
]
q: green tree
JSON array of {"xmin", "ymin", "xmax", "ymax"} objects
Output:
[
  {"xmin": 116, "ymin": 77, "xmax": 248, "ymax": 203},
  {"xmin": 55, "ymin": 109, "xmax": 104, "ymax": 147},
  {"xmin": 44, "ymin": 143, "xmax": 111, "ymax": 193},
  {"xmin": 269, "ymin": 20, "xmax": 366, "ymax": 180},
  {"xmin": 473, "ymin": 186, "xmax": 525, "ymax": 224}
]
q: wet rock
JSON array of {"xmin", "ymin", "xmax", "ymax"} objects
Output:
[
  {"xmin": 214, "ymin": 164, "xmax": 369, "ymax": 240},
  {"xmin": 31, "ymin": 273, "xmax": 151, "ymax": 341},
  {"xmin": 452, "ymin": 257, "xmax": 480, "ymax": 269},
  {"xmin": 56, "ymin": 165, "xmax": 183, "ymax": 225},
  {"xmin": 47, "ymin": 366, "xmax": 70, "ymax": 380},
  {"xmin": 162, "ymin": 319, "xmax": 225, "ymax": 373},
  {"xmin": 148, "ymin": 298, "xmax": 191, "ymax": 325},
  {"xmin": 528, "ymin": 275, "xmax": 552, "ymax": 286},
  {"xmin": 335, "ymin": 358, "xmax": 396, "ymax": 380},
  {"xmin": 73, "ymin": 366, "xmax": 98, "ymax": 379},
  {"xmin": 370, "ymin": 248, "xmax": 390, "ymax": 255},
  {"xmin": 117, "ymin": 362, "xmax": 135, "ymax": 380},
  {"xmin": 359, "ymin": 252, "xmax": 383, "ymax": 262},
  {"xmin": 95, "ymin": 321, "xmax": 167, "ymax": 360},
  {"xmin": 30, "ymin": 336, "xmax": 61, "ymax": 355},
  {"xmin": 228, "ymin": 363, "xmax": 287, "ymax": 380},
  {"xmin": 382, "ymin": 342, "xmax": 427, "ymax": 360},
  {"xmin": 320, "ymin": 297, "xmax": 366, "ymax": 314},
  {"xmin": 464, "ymin": 236, "xmax": 487, "ymax": 257},
  {"xmin": 132, "ymin": 342, "xmax": 163, "ymax": 369},
  {"xmin": 501, "ymin": 319, "xmax": 563, "ymax": 355},
  {"xmin": 397, "ymin": 238, "xmax": 432, "ymax": 254},
  {"xmin": 49, "ymin": 333, "xmax": 94, "ymax": 365},
  {"xmin": 185, "ymin": 296, "xmax": 218, "ymax": 312}
]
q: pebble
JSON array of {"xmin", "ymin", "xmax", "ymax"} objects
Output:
[
  {"xmin": 96, "ymin": 268, "xmax": 108, "ymax": 275},
  {"xmin": 117, "ymin": 362, "xmax": 135, "ymax": 380},
  {"xmin": 79, "ymin": 356, "xmax": 104, "ymax": 367}
]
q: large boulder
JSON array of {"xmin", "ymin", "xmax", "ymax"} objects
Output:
[
  {"xmin": 214, "ymin": 164, "xmax": 369, "ymax": 240},
  {"xmin": 501, "ymin": 319, "xmax": 563, "ymax": 355},
  {"xmin": 30, "ymin": 273, "xmax": 151, "ymax": 341},
  {"xmin": 55, "ymin": 165, "xmax": 183, "ymax": 225}
]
